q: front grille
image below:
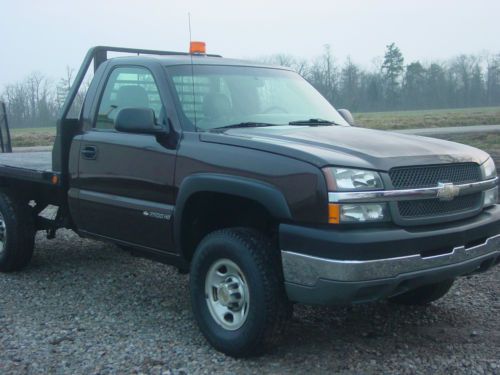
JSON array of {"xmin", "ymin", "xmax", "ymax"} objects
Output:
[
  {"xmin": 390, "ymin": 163, "xmax": 483, "ymax": 222},
  {"xmin": 390, "ymin": 163, "xmax": 481, "ymax": 189},
  {"xmin": 398, "ymin": 193, "xmax": 482, "ymax": 218}
]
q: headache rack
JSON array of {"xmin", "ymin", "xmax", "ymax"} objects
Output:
[
  {"xmin": 61, "ymin": 46, "xmax": 222, "ymax": 121},
  {"xmin": 0, "ymin": 101, "xmax": 12, "ymax": 153},
  {"xmin": 53, "ymin": 46, "xmax": 222, "ymax": 174}
]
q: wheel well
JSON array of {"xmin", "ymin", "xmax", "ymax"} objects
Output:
[{"xmin": 180, "ymin": 192, "xmax": 277, "ymax": 262}]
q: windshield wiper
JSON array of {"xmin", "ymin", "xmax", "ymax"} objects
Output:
[
  {"xmin": 211, "ymin": 122, "xmax": 278, "ymax": 130},
  {"xmin": 288, "ymin": 118, "xmax": 339, "ymax": 126}
]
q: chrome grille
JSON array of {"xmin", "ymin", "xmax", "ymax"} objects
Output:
[
  {"xmin": 390, "ymin": 163, "xmax": 481, "ymax": 189},
  {"xmin": 398, "ymin": 193, "xmax": 482, "ymax": 218}
]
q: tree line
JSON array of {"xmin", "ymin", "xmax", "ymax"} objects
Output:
[
  {"xmin": 0, "ymin": 67, "xmax": 87, "ymax": 129},
  {"xmin": 263, "ymin": 43, "xmax": 500, "ymax": 112},
  {"xmin": 1, "ymin": 43, "xmax": 500, "ymax": 128}
]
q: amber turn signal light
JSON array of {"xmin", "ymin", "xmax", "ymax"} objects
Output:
[
  {"xmin": 328, "ymin": 203, "xmax": 340, "ymax": 224},
  {"xmin": 190, "ymin": 41, "xmax": 206, "ymax": 54}
]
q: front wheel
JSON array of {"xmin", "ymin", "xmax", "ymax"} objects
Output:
[{"xmin": 189, "ymin": 228, "xmax": 290, "ymax": 357}]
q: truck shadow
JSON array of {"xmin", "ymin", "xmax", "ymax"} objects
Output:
[{"xmin": 274, "ymin": 284, "xmax": 490, "ymax": 364}]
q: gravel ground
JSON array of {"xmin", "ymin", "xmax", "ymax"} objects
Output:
[{"xmin": 0, "ymin": 230, "xmax": 499, "ymax": 375}]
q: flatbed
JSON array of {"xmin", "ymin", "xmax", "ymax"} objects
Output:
[{"xmin": 0, "ymin": 151, "xmax": 57, "ymax": 184}]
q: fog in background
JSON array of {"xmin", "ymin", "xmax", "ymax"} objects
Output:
[
  {"xmin": 1, "ymin": 0, "xmax": 499, "ymax": 89},
  {"xmin": 1, "ymin": 0, "xmax": 500, "ymax": 129}
]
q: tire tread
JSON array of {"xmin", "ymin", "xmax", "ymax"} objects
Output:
[
  {"xmin": 190, "ymin": 227, "xmax": 290, "ymax": 357},
  {"xmin": 0, "ymin": 189, "xmax": 35, "ymax": 272}
]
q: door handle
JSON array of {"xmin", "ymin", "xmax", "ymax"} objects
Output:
[{"xmin": 81, "ymin": 145, "xmax": 97, "ymax": 160}]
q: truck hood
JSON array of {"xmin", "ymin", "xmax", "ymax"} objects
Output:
[{"xmin": 200, "ymin": 125, "xmax": 490, "ymax": 171}]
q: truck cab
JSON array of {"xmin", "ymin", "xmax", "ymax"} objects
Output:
[{"xmin": 0, "ymin": 45, "xmax": 498, "ymax": 357}]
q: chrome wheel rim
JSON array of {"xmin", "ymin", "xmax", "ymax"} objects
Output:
[
  {"xmin": 205, "ymin": 259, "xmax": 250, "ymax": 331},
  {"xmin": 0, "ymin": 212, "xmax": 6, "ymax": 256}
]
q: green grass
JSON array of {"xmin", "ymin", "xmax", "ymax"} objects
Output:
[
  {"xmin": 355, "ymin": 106, "xmax": 500, "ymax": 130},
  {"xmin": 434, "ymin": 133, "xmax": 500, "ymax": 153},
  {"xmin": 10, "ymin": 127, "xmax": 56, "ymax": 135},
  {"xmin": 6, "ymin": 106, "xmax": 500, "ymax": 147},
  {"xmin": 10, "ymin": 127, "xmax": 55, "ymax": 147}
]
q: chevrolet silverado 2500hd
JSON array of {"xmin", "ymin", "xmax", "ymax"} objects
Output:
[{"xmin": 0, "ymin": 45, "xmax": 498, "ymax": 357}]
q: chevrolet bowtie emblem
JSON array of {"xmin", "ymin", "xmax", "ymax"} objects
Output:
[{"xmin": 436, "ymin": 182, "xmax": 460, "ymax": 201}]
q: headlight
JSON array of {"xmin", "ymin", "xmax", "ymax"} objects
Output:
[
  {"xmin": 323, "ymin": 167, "xmax": 384, "ymax": 191},
  {"xmin": 484, "ymin": 188, "xmax": 498, "ymax": 207},
  {"xmin": 339, "ymin": 203, "xmax": 389, "ymax": 223},
  {"xmin": 328, "ymin": 203, "xmax": 390, "ymax": 224},
  {"xmin": 324, "ymin": 167, "xmax": 387, "ymax": 224},
  {"xmin": 482, "ymin": 158, "xmax": 497, "ymax": 179}
]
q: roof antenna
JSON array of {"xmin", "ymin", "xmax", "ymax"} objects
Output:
[
  {"xmin": 188, "ymin": 12, "xmax": 193, "ymax": 44},
  {"xmin": 188, "ymin": 12, "xmax": 198, "ymax": 130}
]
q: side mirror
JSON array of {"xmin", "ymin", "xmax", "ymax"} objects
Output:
[
  {"xmin": 337, "ymin": 108, "xmax": 355, "ymax": 126},
  {"xmin": 115, "ymin": 107, "xmax": 167, "ymax": 134}
]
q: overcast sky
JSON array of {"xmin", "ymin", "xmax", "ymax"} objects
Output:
[{"xmin": 0, "ymin": 0, "xmax": 499, "ymax": 90}]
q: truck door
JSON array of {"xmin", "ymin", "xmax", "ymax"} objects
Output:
[{"xmin": 75, "ymin": 65, "xmax": 177, "ymax": 251}]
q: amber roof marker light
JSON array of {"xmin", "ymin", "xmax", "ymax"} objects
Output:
[{"xmin": 190, "ymin": 41, "xmax": 206, "ymax": 54}]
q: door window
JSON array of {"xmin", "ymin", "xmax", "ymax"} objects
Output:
[{"xmin": 95, "ymin": 67, "xmax": 162, "ymax": 129}]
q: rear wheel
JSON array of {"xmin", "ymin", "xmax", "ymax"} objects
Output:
[
  {"xmin": 189, "ymin": 228, "xmax": 290, "ymax": 357},
  {"xmin": 0, "ymin": 190, "xmax": 35, "ymax": 272},
  {"xmin": 389, "ymin": 279, "xmax": 455, "ymax": 305}
]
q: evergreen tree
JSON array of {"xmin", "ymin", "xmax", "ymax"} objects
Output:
[
  {"xmin": 381, "ymin": 43, "xmax": 404, "ymax": 109},
  {"xmin": 424, "ymin": 63, "xmax": 448, "ymax": 108},
  {"xmin": 403, "ymin": 61, "xmax": 426, "ymax": 109}
]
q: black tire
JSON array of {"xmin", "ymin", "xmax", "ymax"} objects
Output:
[
  {"xmin": 0, "ymin": 189, "xmax": 35, "ymax": 272},
  {"xmin": 389, "ymin": 279, "xmax": 455, "ymax": 305},
  {"xmin": 189, "ymin": 228, "xmax": 290, "ymax": 357}
]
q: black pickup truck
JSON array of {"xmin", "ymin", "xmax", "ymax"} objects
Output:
[{"xmin": 0, "ymin": 46, "xmax": 498, "ymax": 357}]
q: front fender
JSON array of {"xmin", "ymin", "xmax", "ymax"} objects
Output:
[{"xmin": 173, "ymin": 173, "xmax": 292, "ymax": 251}]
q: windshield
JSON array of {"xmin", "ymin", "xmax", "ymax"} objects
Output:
[{"xmin": 166, "ymin": 65, "xmax": 349, "ymax": 130}]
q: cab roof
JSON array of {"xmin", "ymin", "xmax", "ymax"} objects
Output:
[{"xmin": 107, "ymin": 54, "xmax": 291, "ymax": 70}]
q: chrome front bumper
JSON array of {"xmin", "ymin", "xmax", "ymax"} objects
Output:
[{"xmin": 282, "ymin": 234, "xmax": 500, "ymax": 287}]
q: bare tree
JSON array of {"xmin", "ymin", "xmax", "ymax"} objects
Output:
[{"xmin": 2, "ymin": 47, "xmax": 500, "ymax": 130}]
